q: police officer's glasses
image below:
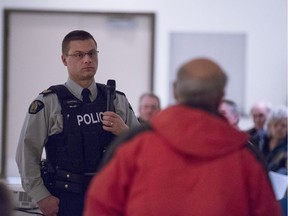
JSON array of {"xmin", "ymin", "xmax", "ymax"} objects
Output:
[{"xmin": 67, "ymin": 50, "xmax": 99, "ymax": 60}]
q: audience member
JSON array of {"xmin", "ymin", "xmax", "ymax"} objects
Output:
[
  {"xmin": 137, "ymin": 92, "xmax": 161, "ymax": 124},
  {"xmin": 0, "ymin": 181, "xmax": 13, "ymax": 216},
  {"xmin": 218, "ymin": 99, "xmax": 268, "ymax": 167},
  {"xmin": 84, "ymin": 58, "xmax": 282, "ymax": 216},
  {"xmin": 257, "ymin": 105, "xmax": 287, "ymax": 174},
  {"xmin": 16, "ymin": 30, "xmax": 140, "ymax": 216},
  {"xmin": 218, "ymin": 99, "xmax": 240, "ymax": 129},
  {"xmin": 279, "ymin": 189, "xmax": 287, "ymax": 216},
  {"xmin": 246, "ymin": 102, "xmax": 271, "ymax": 147},
  {"xmin": 246, "ymin": 102, "xmax": 271, "ymax": 137}
]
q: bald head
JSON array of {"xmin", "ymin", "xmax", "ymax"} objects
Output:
[{"xmin": 174, "ymin": 58, "xmax": 227, "ymax": 107}]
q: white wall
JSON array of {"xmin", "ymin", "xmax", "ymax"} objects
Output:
[
  {"xmin": 0, "ymin": 0, "xmax": 287, "ymax": 176},
  {"xmin": 0, "ymin": 0, "xmax": 286, "ymax": 109}
]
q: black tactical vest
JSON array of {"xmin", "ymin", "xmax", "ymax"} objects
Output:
[{"xmin": 44, "ymin": 84, "xmax": 116, "ymax": 174}]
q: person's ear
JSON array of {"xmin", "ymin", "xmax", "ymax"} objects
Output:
[
  {"xmin": 61, "ymin": 54, "xmax": 68, "ymax": 66},
  {"xmin": 173, "ymin": 81, "xmax": 179, "ymax": 101},
  {"xmin": 216, "ymin": 91, "xmax": 225, "ymax": 107}
]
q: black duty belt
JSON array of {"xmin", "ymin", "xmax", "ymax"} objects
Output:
[
  {"xmin": 55, "ymin": 169, "xmax": 93, "ymax": 184},
  {"xmin": 41, "ymin": 160, "xmax": 95, "ymax": 194},
  {"xmin": 53, "ymin": 169, "xmax": 94, "ymax": 194}
]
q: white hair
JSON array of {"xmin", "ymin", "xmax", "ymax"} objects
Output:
[{"xmin": 265, "ymin": 105, "xmax": 288, "ymax": 129}]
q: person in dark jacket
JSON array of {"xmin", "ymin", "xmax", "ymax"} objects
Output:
[
  {"xmin": 246, "ymin": 102, "xmax": 271, "ymax": 137},
  {"xmin": 0, "ymin": 181, "xmax": 13, "ymax": 216},
  {"xmin": 246, "ymin": 102, "xmax": 271, "ymax": 147},
  {"xmin": 256, "ymin": 105, "xmax": 287, "ymax": 174}
]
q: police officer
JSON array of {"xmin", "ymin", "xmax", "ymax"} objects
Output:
[{"xmin": 16, "ymin": 30, "xmax": 140, "ymax": 216}]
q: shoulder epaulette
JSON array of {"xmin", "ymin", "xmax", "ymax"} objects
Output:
[
  {"xmin": 40, "ymin": 89, "xmax": 55, "ymax": 96},
  {"xmin": 40, "ymin": 85, "xmax": 64, "ymax": 97}
]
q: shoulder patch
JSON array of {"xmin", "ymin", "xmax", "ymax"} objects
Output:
[{"xmin": 29, "ymin": 100, "xmax": 44, "ymax": 114}]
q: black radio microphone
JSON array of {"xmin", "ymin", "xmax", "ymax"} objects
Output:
[{"xmin": 106, "ymin": 79, "xmax": 116, "ymax": 111}]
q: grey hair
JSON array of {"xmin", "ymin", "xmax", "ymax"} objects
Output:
[
  {"xmin": 266, "ymin": 105, "xmax": 288, "ymax": 126},
  {"xmin": 222, "ymin": 99, "xmax": 239, "ymax": 116},
  {"xmin": 139, "ymin": 92, "xmax": 161, "ymax": 108}
]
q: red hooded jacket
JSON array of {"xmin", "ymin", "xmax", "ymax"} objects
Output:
[{"xmin": 84, "ymin": 105, "xmax": 282, "ymax": 216}]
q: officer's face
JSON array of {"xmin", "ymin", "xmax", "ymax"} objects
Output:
[{"xmin": 62, "ymin": 39, "xmax": 98, "ymax": 84}]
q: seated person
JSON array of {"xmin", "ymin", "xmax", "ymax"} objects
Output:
[
  {"xmin": 218, "ymin": 99, "xmax": 240, "ymax": 129},
  {"xmin": 246, "ymin": 102, "xmax": 271, "ymax": 146},
  {"xmin": 257, "ymin": 105, "xmax": 287, "ymax": 174},
  {"xmin": 246, "ymin": 102, "xmax": 271, "ymax": 136},
  {"xmin": 0, "ymin": 181, "xmax": 13, "ymax": 216},
  {"xmin": 137, "ymin": 93, "xmax": 161, "ymax": 124},
  {"xmin": 218, "ymin": 99, "xmax": 264, "ymax": 152}
]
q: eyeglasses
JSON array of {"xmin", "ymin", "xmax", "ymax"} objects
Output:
[{"xmin": 66, "ymin": 50, "xmax": 99, "ymax": 60}]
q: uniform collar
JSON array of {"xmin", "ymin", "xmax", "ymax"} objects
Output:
[{"xmin": 65, "ymin": 78, "xmax": 97, "ymax": 101}]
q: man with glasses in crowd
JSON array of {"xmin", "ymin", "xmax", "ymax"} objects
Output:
[
  {"xmin": 16, "ymin": 30, "xmax": 140, "ymax": 216},
  {"xmin": 137, "ymin": 92, "xmax": 161, "ymax": 124},
  {"xmin": 246, "ymin": 102, "xmax": 271, "ymax": 147}
]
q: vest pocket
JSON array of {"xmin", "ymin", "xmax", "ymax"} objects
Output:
[
  {"xmin": 83, "ymin": 132, "xmax": 103, "ymax": 172},
  {"xmin": 67, "ymin": 133, "xmax": 85, "ymax": 172}
]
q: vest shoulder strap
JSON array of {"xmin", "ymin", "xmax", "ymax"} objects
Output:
[
  {"xmin": 95, "ymin": 83, "xmax": 107, "ymax": 98},
  {"xmin": 46, "ymin": 85, "xmax": 76, "ymax": 101},
  {"xmin": 41, "ymin": 85, "xmax": 79, "ymax": 110},
  {"xmin": 96, "ymin": 82, "xmax": 126, "ymax": 99}
]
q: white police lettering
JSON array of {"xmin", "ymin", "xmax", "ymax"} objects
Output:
[{"xmin": 77, "ymin": 112, "xmax": 104, "ymax": 126}]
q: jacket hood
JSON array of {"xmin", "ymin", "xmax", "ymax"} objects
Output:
[{"xmin": 150, "ymin": 105, "xmax": 249, "ymax": 159}]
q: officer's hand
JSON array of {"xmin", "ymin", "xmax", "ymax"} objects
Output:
[
  {"xmin": 37, "ymin": 195, "xmax": 60, "ymax": 216},
  {"xmin": 102, "ymin": 111, "xmax": 129, "ymax": 135}
]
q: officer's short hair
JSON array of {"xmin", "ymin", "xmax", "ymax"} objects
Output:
[{"xmin": 62, "ymin": 30, "xmax": 97, "ymax": 54}]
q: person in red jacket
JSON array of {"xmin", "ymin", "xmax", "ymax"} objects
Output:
[{"xmin": 84, "ymin": 58, "xmax": 282, "ymax": 216}]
